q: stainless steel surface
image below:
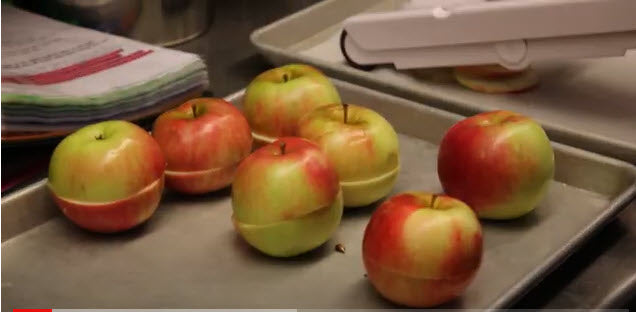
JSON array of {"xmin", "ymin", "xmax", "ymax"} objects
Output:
[
  {"xmin": 55, "ymin": 0, "xmax": 142, "ymax": 35},
  {"xmin": 129, "ymin": 0, "xmax": 212, "ymax": 47},
  {"xmin": 41, "ymin": 0, "xmax": 211, "ymax": 46},
  {"xmin": 2, "ymin": 79, "xmax": 635, "ymax": 309},
  {"xmin": 250, "ymin": 0, "xmax": 636, "ymax": 163},
  {"xmin": 1, "ymin": 180, "xmax": 58, "ymax": 243}
]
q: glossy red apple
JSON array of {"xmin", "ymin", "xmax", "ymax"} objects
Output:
[
  {"xmin": 231, "ymin": 137, "xmax": 343, "ymax": 257},
  {"xmin": 242, "ymin": 64, "xmax": 341, "ymax": 144},
  {"xmin": 438, "ymin": 110, "xmax": 555, "ymax": 219},
  {"xmin": 363, "ymin": 192, "xmax": 482, "ymax": 307},
  {"xmin": 152, "ymin": 98, "xmax": 252, "ymax": 194},
  {"xmin": 48, "ymin": 120, "xmax": 166, "ymax": 233}
]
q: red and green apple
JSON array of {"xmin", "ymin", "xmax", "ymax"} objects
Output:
[
  {"xmin": 152, "ymin": 98, "xmax": 252, "ymax": 194},
  {"xmin": 363, "ymin": 192, "xmax": 482, "ymax": 307},
  {"xmin": 438, "ymin": 110, "xmax": 554, "ymax": 219},
  {"xmin": 231, "ymin": 137, "xmax": 343, "ymax": 257},
  {"xmin": 48, "ymin": 120, "xmax": 166, "ymax": 233},
  {"xmin": 242, "ymin": 64, "xmax": 341, "ymax": 145},
  {"xmin": 298, "ymin": 103, "xmax": 399, "ymax": 207}
]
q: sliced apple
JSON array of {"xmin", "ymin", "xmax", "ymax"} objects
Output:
[
  {"xmin": 233, "ymin": 190, "xmax": 343, "ymax": 257},
  {"xmin": 340, "ymin": 165, "xmax": 400, "ymax": 207},
  {"xmin": 364, "ymin": 257, "xmax": 477, "ymax": 307},
  {"xmin": 165, "ymin": 163, "xmax": 239, "ymax": 194},
  {"xmin": 50, "ymin": 176, "xmax": 164, "ymax": 233}
]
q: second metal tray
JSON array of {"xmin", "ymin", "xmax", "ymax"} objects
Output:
[
  {"xmin": 250, "ymin": 0, "xmax": 636, "ymax": 163},
  {"xmin": 2, "ymin": 79, "xmax": 635, "ymax": 309}
]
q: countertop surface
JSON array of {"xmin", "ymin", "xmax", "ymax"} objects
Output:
[{"xmin": 2, "ymin": 0, "xmax": 635, "ymax": 309}]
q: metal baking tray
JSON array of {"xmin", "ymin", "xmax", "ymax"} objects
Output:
[
  {"xmin": 250, "ymin": 0, "xmax": 636, "ymax": 163},
  {"xmin": 2, "ymin": 79, "xmax": 635, "ymax": 309}
]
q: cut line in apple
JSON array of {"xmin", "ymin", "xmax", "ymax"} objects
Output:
[
  {"xmin": 49, "ymin": 176, "xmax": 163, "ymax": 206},
  {"xmin": 251, "ymin": 131, "xmax": 278, "ymax": 146},
  {"xmin": 233, "ymin": 189, "xmax": 344, "ymax": 257}
]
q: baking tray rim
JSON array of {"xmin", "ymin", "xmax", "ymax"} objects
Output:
[{"xmin": 227, "ymin": 82, "xmax": 636, "ymax": 309}]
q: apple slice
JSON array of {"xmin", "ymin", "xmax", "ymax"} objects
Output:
[
  {"xmin": 454, "ymin": 64, "xmax": 526, "ymax": 78},
  {"xmin": 454, "ymin": 67, "xmax": 539, "ymax": 94}
]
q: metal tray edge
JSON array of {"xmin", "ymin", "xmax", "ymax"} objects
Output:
[
  {"xmin": 595, "ymin": 273, "xmax": 636, "ymax": 309},
  {"xmin": 490, "ymin": 184, "xmax": 636, "ymax": 309}
]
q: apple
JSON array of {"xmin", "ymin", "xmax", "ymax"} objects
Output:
[
  {"xmin": 437, "ymin": 110, "xmax": 555, "ymax": 219},
  {"xmin": 152, "ymin": 98, "xmax": 252, "ymax": 194},
  {"xmin": 231, "ymin": 137, "xmax": 343, "ymax": 257},
  {"xmin": 363, "ymin": 192, "xmax": 482, "ymax": 307},
  {"xmin": 242, "ymin": 64, "xmax": 341, "ymax": 145},
  {"xmin": 298, "ymin": 103, "xmax": 399, "ymax": 207},
  {"xmin": 48, "ymin": 120, "xmax": 166, "ymax": 233}
]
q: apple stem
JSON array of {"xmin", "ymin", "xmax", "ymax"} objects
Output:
[
  {"xmin": 431, "ymin": 194, "xmax": 438, "ymax": 208},
  {"xmin": 280, "ymin": 141, "xmax": 286, "ymax": 155},
  {"xmin": 192, "ymin": 104, "xmax": 206, "ymax": 118},
  {"xmin": 282, "ymin": 73, "xmax": 289, "ymax": 83},
  {"xmin": 95, "ymin": 134, "xmax": 104, "ymax": 140},
  {"xmin": 343, "ymin": 103, "xmax": 349, "ymax": 124}
]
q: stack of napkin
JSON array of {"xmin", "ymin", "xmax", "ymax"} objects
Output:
[{"xmin": 1, "ymin": 5, "xmax": 209, "ymax": 132}]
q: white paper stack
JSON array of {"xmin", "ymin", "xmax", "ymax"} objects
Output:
[{"xmin": 1, "ymin": 5, "xmax": 209, "ymax": 132}]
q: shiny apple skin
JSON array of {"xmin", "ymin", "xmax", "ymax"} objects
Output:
[
  {"xmin": 242, "ymin": 64, "xmax": 341, "ymax": 143},
  {"xmin": 438, "ymin": 110, "xmax": 554, "ymax": 219},
  {"xmin": 231, "ymin": 137, "xmax": 343, "ymax": 257},
  {"xmin": 152, "ymin": 98, "xmax": 252, "ymax": 194},
  {"xmin": 48, "ymin": 120, "xmax": 166, "ymax": 232},
  {"xmin": 363, "ymin": 192, "xmax": 482, "ymax": 307},
  {"xmin": 298, "ymin": 103, "xmax": 399, "ymax": 207}
]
